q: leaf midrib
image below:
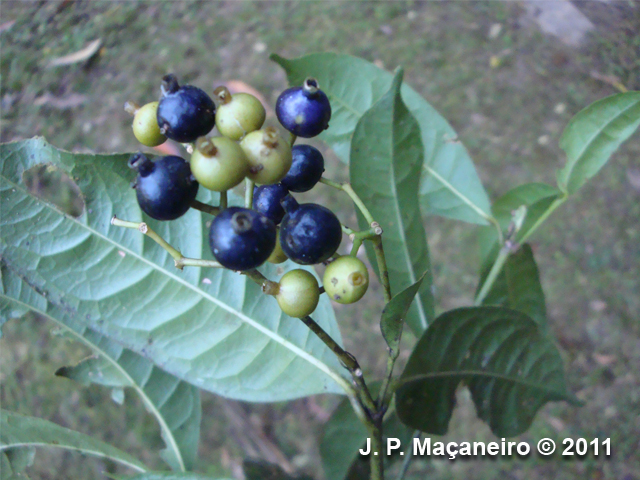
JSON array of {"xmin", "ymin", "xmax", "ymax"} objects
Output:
[
  {"xmin": 0, "ymin": 290, "xmax": 186, "ymax": 471},
  {"xmin": 298, "ymin": 56, "xmax": 490, "ymax": 221},
  {"xmin": 399, "ymin": 370, "xmax": 570, "ymax": 399},
  {"xmin": 385, "ymin": 98, "xmax": 427, "ymax": 330},
  {"xmin": 0, "ymin": 441, "xmax": 147, "ymax": 473},
  {"xmin": 562, "ymin": 96, "xmax": 640, "ymax": 187},
  {"xmin": 0, "ymin": 171, "xmax": 350, "ymax": 394}
]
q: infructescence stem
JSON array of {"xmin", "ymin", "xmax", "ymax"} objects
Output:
[
  {"xmin": 110, "ymin": 216, "xmax": 223, "ymax": 270},
  {"xmin": 474, "ymin": 195, "xmax": 567, "ymax": 305}
]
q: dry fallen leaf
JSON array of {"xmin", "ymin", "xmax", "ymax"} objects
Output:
[{"xmin": 47, "ymin": 39, "xmax": 102, "ymax": 68}]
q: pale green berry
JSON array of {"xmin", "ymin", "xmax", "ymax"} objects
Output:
[
  {"xmin": 190, "ymin": 136, "xmax": 249, "ymax": 191},
  {"xmin": 276, "ymin": 269, "xmax": 320, "ymax": 318},
  {"xmin": 323, "ymin": 256, "xmax": 369, "ymax": 304},
  {"xmin": 240, "ymin": 127, "xmax": 292, "ymax": 185},
  {"xmin": 214, "ymin": 87, "xmax": 266, "ymax": 141},
  {"xmin": 129, "ymin": 101, "xmax": 166, "ymax": 147},
  {"xmin": 267, "ymin": 229, "xmax": 288, "ymax": 264}
]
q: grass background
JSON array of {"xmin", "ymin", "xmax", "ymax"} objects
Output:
[{"xmin": 1, "ymin": 1, "xmax": 639, "ymax": 479}]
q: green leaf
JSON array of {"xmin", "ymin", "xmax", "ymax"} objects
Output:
[
  {"xmin": 271, "ymin": 52, "xmax": 492, "ymax": 225},
  {"xmin": 0, "ymin": 409, "xmax": 147, "ymax": 473},
  {"xmin": 478, "ymin": 183, "xmax": 561, "ymax": 263},
  {"xmin": 243, "ymin": 459, "xmax": 313, "ymax": 480},
  {"xmin": 320, "ymin": 392, "xmax": 411, "ymax": 480},
  {"xmin": 478, "ymin": 244, "xmax": 547, "ymax": 328},
  {"xmin": 349, "ymin": 68, "xmax": 434, "ymax": 334},
  {"xmin": 0, "ymin": 138, "xmax": 349, "ymax": 401},
  {"xmin": 1, "ymin": 447, "xmax": 35, "ymax": 480},
  {"xmin": 557, "ymin": 91, "xmax": 640, "ymax": 195},
  {"xmin": 395, "ymin": 307, "xmax": 576, "ymax": 437},
  {"xmin": 54, "ymin": 327, "xmax": 201, "ymax": 472},
  {"xmin": 380, "ymin": 274, "xmax": 426, "ymax": 354}
]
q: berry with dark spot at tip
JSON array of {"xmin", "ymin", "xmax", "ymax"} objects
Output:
[
  {"xmin": 240, "ymin": 127, "xmax": 292, "ymax": 185},
  {"xmin": 252, "ymin": 183, "xmax": 289, "ymax": 225},
  {"xmin": 275, "ymin": 269, "xmax": 320, "ymax": 318},
  {"xmin": 190, "ymin": 136, "xmax": 249, "ymax": 192},
  {"xmin": 214, "ymin": 86, "xmax": 266, "ymax": 141},
  {"xmin": 209, "ymin": 207, "xmax": 276, "ymax": 271},
  {"xmin": 275, "ymin": 78, "xmax": 331, "ymax": 138},
  {"xmin": 323, "ymin": 256, "xmax": 369, "ymax": 304},
  {"xmin": 156, "ymin": 74, "xmax": 216, "ymax": 143},
  {"xmin": 129, "ymin": 153, "xmax": 198, "ymax": 221},
  {"xmin": 281, "ymin": 144, "xmax": 325, "ymax": 192},
  {"xmin": 279, "ymin": 195, "xmax": 342, "ymax": 265}
]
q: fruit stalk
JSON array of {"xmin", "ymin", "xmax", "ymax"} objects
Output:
[{"xmin": 298, "ymin": 315, "xmax": 377, "ymax": 413}]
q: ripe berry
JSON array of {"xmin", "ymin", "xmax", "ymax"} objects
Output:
[
  {"xmin": 275, "ymin": 269, "xmax": 320, "ymax": 318},
  {"xmin": 267, "ymin": 229, "xmax": 288, "ymax": 264},
  {"xmin": 279, "ymin": 195, "xmax": 342, "ymax": 265},
  {"xmin": 252, "ymin": 184, "xmax": 289, "ymax": 224},
  {"xmin": 190, "ymin": 137, "xmax": 249, "ymax": 192},
  {"xmin": 323, "ymin": 256, "xmax": 369, "ymax": 304},
  {"xmin": 281, "ymin": 144, "xmax": 325, "ymax": 192},
  {"xmin": 156, "ymin": 74, "xmax": 216, "ymax": 143},
  {"xmin": 275, "ymin": 78, "xmax": 331, "ymax": 138},
  {"xmin": 126, "ymin": 101, "xmax": 166, "ymax": 147},
  {"xmin": 240, "ymin": 127, "xmax": 292, "ymax": 185},
  {"xmin": 209, "ymin": 207, "xmax": 276, "ymax": 271},
  {"xmin": 129, "ymin": 153, "xmax": 198, "ymax": 221},
  {"xmin": 214, "ymin": 86, "xmax": 266, "ymax": 141}
]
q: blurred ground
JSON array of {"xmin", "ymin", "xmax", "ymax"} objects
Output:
[{"xmin": 1, "ymin": 1, "xmax": 639, "ymax": 479}]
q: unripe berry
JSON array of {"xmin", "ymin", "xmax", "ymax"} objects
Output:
[
  {"xmin": 323, "ymin": 256, "xmax": 369, "ymax": 304},
  {"xmin": 214, "ymin": 86, "xmax": 266, "ymax": 141},
  {"xmin": 267, "ymin": 229, "xmax": 288, "ymax": 264},
  {"xmin": 190, "ymin": 137, "xmax": 249, "ymax": 191},
  {"xmin": 275, "ymin": 269, "xmax": 320, "ymax": 318},
  {"xmin": 127, "ymin": 101, "xmax": 166, "ymax": 147},
  {"xmin": 240, "ymin": 127, "xmax": 292, "ymax": 185}
]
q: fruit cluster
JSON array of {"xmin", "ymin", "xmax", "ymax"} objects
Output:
[{"xmin": 125, "ymin": 74, "xmax": 369, "ymax": 317}]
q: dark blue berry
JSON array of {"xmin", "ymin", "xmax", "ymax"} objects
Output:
[
  {"xmin": 281, "ymin": 145, "xmax": 325, "ymax": 192},
  {"xmin": 157, "ymin": 74, "xmax": 216, "ymax": 143},
  {"xmin": 279, "ymin": 195, "xmax": 342, "ymax": 265},
  {"xmin": 129, "ymin": 153, "xmax": 198, "ymax": 221},
  {"xmin": 209, "ymin": 207, "xmax": 276, "ymax": 271},
  {"xmin": 252, "ymin": 184, "xmax": 289, "ymax": 225},
  {"xmin": 275, "ymin": 78, "xmax": 331, "ymax": 138}
]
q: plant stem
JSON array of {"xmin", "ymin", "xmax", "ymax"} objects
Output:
[
  {"xmin": 243, "ymin": 268, "xmax": 279, "ymax": 295},
  {"xmin": 519, "ymin": 196, "xmax": 566, "ymax": 244},
  {"xmin": 111, "ymin": 216, "xmax": 182, "ymax": 260},
  {"xmin": 474, "ymin": 245, "xmax": 510, "ymax": 306},
  {"xmin": 111, "ymin": 216, "xmax": 223, "ymax": 270},
  {"xmin": 396, "ymin": 431, "xmax": 420, "ymax": 480},
  {"xmin": 288, "ymin": 132, "xmax": 297, "ymax": 147},
  {"xmin": 175, "ymin": 257, "xmax": 223, "ymax": 269},
  {"xmin": 367, "ymin": 420, "xmax": 384, "ymax": 480},
  {"xmin": 191, "ymin": 199, "xmax": 220, "ymax": 216},
  {"xmin": 474, "ymin": 195, "xmax": 567, "ymax": 306},
  {"xmin": 245, "ymin": 178, "xmax": 255, "ymax": 208},
  {"xmin": 299, "ymin": 315, "xmax": 377, "ymax": 414},
  {"xmin": 372, "ymin": 236, "xmax": 392, "ymax": 303},
  {"xmin": 220, "ymin": 190, "xmax": 228, "ymax": 210}
]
